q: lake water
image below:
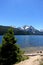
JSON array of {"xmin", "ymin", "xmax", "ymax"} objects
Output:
[{"xmin": 0, "ymin": 35, "xmax": 43, "ymax": 48}]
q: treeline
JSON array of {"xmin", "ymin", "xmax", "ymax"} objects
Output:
[{"xmin": 0, "ymin": 25, "xmax": 11, "ymax": 35}]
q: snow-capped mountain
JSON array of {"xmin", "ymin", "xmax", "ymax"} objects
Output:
[
  {"xmin": 17, "ymin": 27, "xmax": 24, "ymax": 30},
  {"xmin": 18, "ymin": 25, "xmax": 33, "ymax": 30},
  {"xmin": 17, "ymin": 25, "xmax": 39, "ymax": 33},
  {"xmin": 26, "ymin": 26, "xmax": 38, "ymax": 33},
  {"xmin": 18, "ymin": 25, "xmax": 30, "ymax": 30},
  {"xmin": 0, "ymin": 25, "xmax": 43, "ymax": 35},
  {"xmin": 23, "ymin": 25, "xmax": 30, "ymax": 30}
]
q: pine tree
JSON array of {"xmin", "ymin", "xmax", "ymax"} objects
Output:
[{"xmin": 0, "ymin": 28, "xmax": 23, "ymax": 65}]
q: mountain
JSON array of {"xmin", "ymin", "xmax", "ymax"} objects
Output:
[
  {"xmin": 17, "ymin": 25, "xmax": 29, "ymax": 30},
  {"xmin": 22, "ymin": 25, "xmax": 30, "ymax": 30},
  {"xmin": 0, "ymin": 25, "xmax": 43, "ymax": 35},
  {"xmin": 17, "ymin": 25, "xmax": 40, "ymax": 35}
]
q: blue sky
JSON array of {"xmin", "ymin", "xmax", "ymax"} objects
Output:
[{"xmin": 0, "ymin": 0, "xmax": 43, "ymax": 30}]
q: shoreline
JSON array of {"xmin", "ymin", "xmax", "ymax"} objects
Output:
[{"xmin": 21, "ymin": 47, "xmax": 43, "ymax": 53}]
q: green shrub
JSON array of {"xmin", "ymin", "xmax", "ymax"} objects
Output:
[{"xmin": 22, "ymin": 55, "xmax": 29, "ymax": 61}]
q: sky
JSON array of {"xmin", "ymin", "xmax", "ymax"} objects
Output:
[{"xmin": 0, "ymin": 0, "xmax": 43, "ymax": 30}]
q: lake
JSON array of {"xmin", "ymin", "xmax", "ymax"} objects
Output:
[
  {"xmin": 0, "ymin": 35, "xmax": 43, "ymax": 48},
  {"xmin": 0, "ymin": 35, "xmax": 43, "ymax": 53}
]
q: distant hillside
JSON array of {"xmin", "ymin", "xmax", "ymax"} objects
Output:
[
  {"xmin": 0, "ymin": 25, "xmax": 12, "ymax": 35},
  {"xmin": 0, "ymin": 25, "xmax": 43, "ymax": 35}
]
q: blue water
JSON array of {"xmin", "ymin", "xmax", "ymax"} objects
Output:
[{"xmin": 0, "ymin": 35, "xmax": 43, "ymax": 48}]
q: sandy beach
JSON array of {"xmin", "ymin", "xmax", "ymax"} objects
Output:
[
  {"xmin": 15, "ymin": 55, "xmax": 41, "ymax": 65},
  {"xmin": 14, "ymin": 50, "xmax": 43, "ymax": 65}
]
